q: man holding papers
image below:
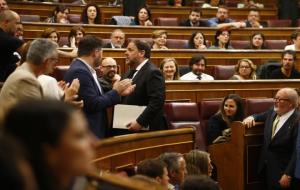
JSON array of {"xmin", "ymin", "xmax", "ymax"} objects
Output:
[{"xmin": 114, "ymin": 40, "xmax": 167, "ymax": 134}]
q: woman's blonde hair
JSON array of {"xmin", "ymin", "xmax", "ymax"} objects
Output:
[
  {"xmin": 234, "ymin": 59, "xmax": 257, "ymax": 79},
  {"xmin": 159, "ymin": 58, "xmax": 179, "ymax": 80},
  {"xmin": 152, "ymin": 30, "xmax": 167, "ymax": 39}
]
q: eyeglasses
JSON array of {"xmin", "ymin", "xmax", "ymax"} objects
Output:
[
  {"xmin": 239, "ymin": 66, "xmax": 250, "ymax": 69},
  {"xmin": 273, "ymin": 97, "xmax": 289, "ymax": 103},
  {"xmin": 102, "ymin": 65, "xmax": 117, "ymax": 69}
]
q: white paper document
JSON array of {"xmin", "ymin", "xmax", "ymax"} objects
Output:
[{"xmin": 113, "ymin": 104, "xmax": 147, "ymax": 130}]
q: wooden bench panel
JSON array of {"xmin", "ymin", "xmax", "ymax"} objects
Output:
[{"xmin": 92, "ymin": 128, "xmax": 195, "ymax": 171}]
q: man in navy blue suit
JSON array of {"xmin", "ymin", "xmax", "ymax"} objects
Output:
[
  {"xmin": 64, "ymin": 35, "xmax": 135, "ymax": 138},
  {"xmin": 244, "ymin": 88, "xmax": 300, "ymax": 190}
]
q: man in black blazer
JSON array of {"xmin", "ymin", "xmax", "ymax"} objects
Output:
[
  {"xmin": 103, "ymin": 29, "xmax": 126, "ymax": 49},
  {"xmin": 179, "ymin": 8, "xmax": 208, "ymax": 27},
  {"xmin": 117, "ymin": 40, "xmax": 167, "ymax": 134},
  {"xmin": 243, "ymin": 88, "xmax": 300, "ymax": 190},
  {"xmin": 64, "ymin": 35, "xmax": 135, "ymax": 138}
]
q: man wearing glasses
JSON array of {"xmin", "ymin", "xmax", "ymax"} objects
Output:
[
  {"xmin": 243, "ymin": 88, "xmax": 300, "ymax": 190},
  {"xmin": 98, "ymin": 57, "xmax": 121, "ymax": 92}
]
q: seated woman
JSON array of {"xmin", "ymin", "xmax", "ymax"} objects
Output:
[
  {"xmin": 130, "ymin": 6, "xmax": 153, "ymax": 26},
  {"xmin": 184, "ymin": 150, "xmax": 213, "ymax": 177},
  {"xmin": 188, "ymin": 31, "xmax": 207, "ymax": 49},
  {"xmin": 152, "ymin": 30, "xmax": 168, "ymax": 49},
  {"xmin": 245, "ymin": 32, "xmax": 267, "ymax": 49},
  {"xmin": 41, "ymin": 28, "xmax": 77, "ymax": 58},
  {"xmin": 41, "ymin": 28, "xmax": 60, "ymax": 45},
  {"xmin": 168, "ymin": 0, "xmax": 186, "ymax": 6},
  {"xmin": 160, "ymin": 58, "xmax": 179, "ymax": 80},
  {"xmin": 208, "ymin": 94, "xmax": 244, "ymax": 144},
  {"xmin": 66, "ymin": 26, "xmax": 85, "ymax": 48},
  {"xmin": 209, "ymin": 29, "xmax": 233, "ymax": 49},
  {"xmin": 230, "ymin": 59, "xmax": 257, "ymax": 80},
  {"xmin": 202, "ymin": 0, "xmax": 225, "ymax": 8},
  {"xmin": 4, "ymin": 100, "xmax": 95, "ymax": 190},
  {"xmin": 44, "ymin": 5, "xmax": 70, "ymax": 24},
  {"xmin": 80, "ymin": 3, "xmax": 101, "ymax": 24}
]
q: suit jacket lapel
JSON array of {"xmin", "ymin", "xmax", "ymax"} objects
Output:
[
  {"xmin": 132, "ymin": 61, "xmax": 149, "ymax": 83},
  {"xmin": 272, "ymin": 110, "xmax": 297, "ymax": 141}
]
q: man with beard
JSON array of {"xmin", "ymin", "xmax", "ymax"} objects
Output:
[
  {"xmin": 0, "ymin": 10, "xmax": 24, "ymax": 82},
  {"xmin": 103, "ymin": 29, "xmax": 126, "ymax": 49},
  {"xmin": 113, "ymin": 40, "xmax": 167, "ymax": 135},
  {"xmin": 180, "ymin": 54, "xmax": 214, "ymax": 80},
  {"xmin": 64, "ymin": 35, "xmax": 135, "ymax": 138},
  {"xmin": 98, "ymin": 57, "xmax": 121, "ymax": 92},
  {"xmin": 269, "ymin": 50, "xmax": 300, "ymax": 79},
  {"xmin": 179, "ymin": 8, "xmax": 208, "ymax": 27}
]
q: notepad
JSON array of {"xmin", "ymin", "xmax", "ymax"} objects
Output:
[{"xmin": 112, "ymin": 104, "xmax": 148, "ymax": 130}]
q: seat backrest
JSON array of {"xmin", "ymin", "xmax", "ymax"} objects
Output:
[
  {"xmin": 267, "ymin": 19, "xmax": 292, "ymax": 27},
  {"xmin": 198, "ymin": 99, "xmax": 222, "ymax": 145},
  {"xmin": 213, "ymin": 65, "xmax": 235, "ymax": 80},
  {"xmin": 68, "ymin": 14, "xmax": 81, "ymax": 23},
  {"xmin": 52, "ymin": 66, "xmax": 70, "ymax": 81},
  {"xmin": 265, "ymin": 40, "xmax": 287, "ymax": 49},
  {"xmin": 245, "ymin": 98, "xmax": 274, "ymax": 116},
  {"xmin": 20, "ymin": 14, "xmax": 40, "ymax": 22},
  {"xmin": 110, "ymin": 16, "xmax": 133, "ymax": 25},
  {"xmin": 166, "ymin": 39, "xmax": 188, "ymax": 49},
  {"xmin": 164, "ymin": 102, "xmax": 206, "ymax": 150},
  {"xmin": 256, "ymin": 61, "xmax": 281, "ymax": 79},
  {"xmin": 230, "ymin": 40, "xmax": 250, "ymax": 49},
  {"xmin": 155, "ymin": 17, "xmax": 178, "ymax": 26}
]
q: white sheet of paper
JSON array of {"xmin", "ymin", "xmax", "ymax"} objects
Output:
[{"xmin": 113, "ymin": 104, "xmax": 147, "ymax": 130}]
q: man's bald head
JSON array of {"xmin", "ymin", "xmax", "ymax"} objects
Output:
[
  {"xmin": 100, "ymin": 57, "xmax": 118, "ymax": 79},
  {"xmin": 0, "ymin": 10, "xmax": 20, "ymax": 35}
]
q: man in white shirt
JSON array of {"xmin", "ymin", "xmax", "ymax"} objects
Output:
[{"xmin": 180, "ymin": 54, "xmax": 214, "ymax": 80}]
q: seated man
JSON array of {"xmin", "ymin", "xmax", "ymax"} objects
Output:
[
  {"xmin": 98, "ymin": 57, "xmax": 120, "ymax": 92},
  {"xmin": 103, "ymin": 29, "xmax": 126, "ymax": 48},
  {"xmin": 207, "ymin": 6, "xmax": 245, "ymax": 29},
  {"xmin": 268, "ymin": 50, "xmax": 300, "ymax": 79},
  {"xmin": 285, "ymin": 31, "xmax": 300, "ymax": 51},
  {"xmin": 180, "ymin": 54, "xmax": 214, "ymax": 80},
  {"xmin": 136, "ymin": 158, "xmax": 169, "ymax": 189},
  {"xmin": 179, "ymin": 8, "xmax": 208, "ymax": 27},
  {"xmin": 159, "ymin": 152, "xmax": 187, "ymax": 190},
  {"xmin": 245, "ymin": 10, "xmax": 266, "ymax": 28}
]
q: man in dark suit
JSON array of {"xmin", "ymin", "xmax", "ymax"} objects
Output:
[
  {"xmin": 64, "ymin": 35, "xmax": 135, "ymax": 138},
  {"xmin": 296, "ymin": 124, "xmax": 300, "ymax": 187},
  {"xmin": 243, "ymin": 88, "xmax": 300, "ymax": 190},
  {"xmin": 116, "ymin": 40, "xmax": 167, "ymax": 134},
  {"xmin": 179, "ymin": 8, "xmax": 208, "ymax": 27}
]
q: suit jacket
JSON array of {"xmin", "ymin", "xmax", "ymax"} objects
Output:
[
  {"xmin": 103, "ymin": 43, "xmax": 126, "ymax": 49},
  {"xmin": 64, "ymin": 59, "xmax": 120, "ymax": 138},
  {"xmin": 179, "ymin": 19, "xmax": 208, "ymax": 27},
  {"xmin": 0, "ymin": 64, "xmax": 43, "ymax": 122},
  {"xmin": 254, "ymin": 108, "xmax": 300, "ymax": 188},
  {"xmin": 296, "ymin": 122, "xmax": 300, "ymax": 179},
  {"xmin": 121, "ymin": 61, "xmax": 167, "ymax": 133}
]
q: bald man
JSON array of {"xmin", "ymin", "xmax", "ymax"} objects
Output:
[
  {"xmin": 98, "ymin": 57, "xmax": 121, "ymax": 92},
  {"xmin": 0, "ymin": 10, "xmax": 23, "ymax": 82}
]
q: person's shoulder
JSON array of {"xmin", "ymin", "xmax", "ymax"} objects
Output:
[
  {"xmin": 180, "ymin": 72, "xmax": 193, "ymax": 80},
  {"xmin": 202, "ymin": 73, "xmax": 214, "ymax": 80},
  {"xmin": 179, "ymin": 20, "xmax": 190, "ymax": 26},
  {"xmin": 284, "ymin": 44, "xmax": 295, "ymax": 50}
]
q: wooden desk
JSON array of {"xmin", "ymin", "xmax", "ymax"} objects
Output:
[
  {"xmin": 165, "ymin": 80, "xmax": 300, "ymax": 102},
  {"xmin": 208, "ymin": 122, "xmax": 264, "ymax": 190},
  {"xmin": 92, "ymin": 128, "xmax": 195, "ymax": 171},
  {"xmin": 23, "ymin": 22, "xmax": 295, "ymax": 42},
  {"xmin": 10, "ymin": 2, "xmax": 278, "ymax": 23}
]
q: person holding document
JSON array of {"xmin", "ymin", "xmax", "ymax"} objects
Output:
[
  {"xmin": 64, "ymin": 35, "xmax": 135, "ymax": 139},
  {"xmin": 114, "ymin": 40, "xmax": 167, "ymax": 135}
]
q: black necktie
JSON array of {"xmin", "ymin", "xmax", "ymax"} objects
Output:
[
  {"xmin": 127, "ymin": 69, "xmax": 137, "ymax": 79},
  {"xmin": 197, "ymin": 74, "xmax": 202, "ymax": 80}
]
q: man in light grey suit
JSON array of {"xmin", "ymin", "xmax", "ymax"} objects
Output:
[{"xmin": 0, "ymin": 39, "xmax": 80, "ymax": 123}]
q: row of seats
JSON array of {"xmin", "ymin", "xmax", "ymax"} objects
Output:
[
  {"xmin": 20, "ymin": 14, "xmax": 295, "ymax": 28},
  {"xmin": 58, "ymin": 37, "xmax": 288, "ymax": 50},
  {"xmin": 164, "ymin": 98, "xmax": 274, "ymax": 150}
]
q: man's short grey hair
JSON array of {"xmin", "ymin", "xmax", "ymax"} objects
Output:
[
  {"xmin": 111, "ymin": 29, "xmax": 125, "ymax": 37},
  {"xmin": 0, "ymin": 10, "xmax": 18, "ymax": 23},
  {"xmin": 159, "ymin": 152, "xmax": 182, "ymax": 173},
  {"xmin": 26, "ymin": 39, "xmax": 58, "ymax": 66}
]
